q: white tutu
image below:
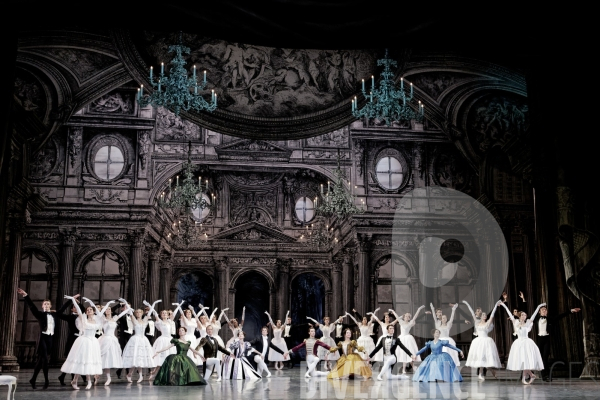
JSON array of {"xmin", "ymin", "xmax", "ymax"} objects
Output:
[
  {"xmin": 153, "ymin": 335, "xmax": 177, "ymax": 366},
  {"xmin": 122, "ymin": 324, "xmax": 156, "ymax": 369},
  {"xmin": 506, "ymin": 337, "xmax": 544, "ymax": 371},
  {"xmin": 269, "ymin": 329, "xmax": 289, "ymax": 361},
  {"xmin": 466, "ymin": 336, "xmax": 501, "ymax": 368},
  {"xmin": 356, "ymin": 336, "xmax": 375, "ymax": 360},
  {"xmin": 98, "ymin": 334, "xmax": 123, "ymax": 369},
  {"xmin": 396, "ymin": 334, "xmax": 420, "ymax": 363},
  {"xmin": 440, "ymin": 336, "xmax": 460, "ymax": 367},
  {"xmin": 373, "ymin": 336, "xmax": 384, "ymax": 362},
  {"xmin": 61, "ymin": 324, "xmax": 103, "ymax": 375},
  {"xmin": 318, "ymin": 336, "xmax": 338, "ymax": 361}
]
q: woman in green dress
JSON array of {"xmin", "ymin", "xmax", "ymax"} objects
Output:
[{"xmin": 152, "ymin": 326, "xmax": 207, "ymax": 386}]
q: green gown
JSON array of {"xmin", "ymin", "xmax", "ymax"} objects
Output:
[{"xmin": 153, "ymin": 339, "xmax": 207, "ymax": 386}]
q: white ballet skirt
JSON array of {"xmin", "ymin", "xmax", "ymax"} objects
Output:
[
  {"xmin": 356, "ymin": 325, "xmax": 375, "ymax": 360},
  {"xmin": 438, "ymin": 324, "xmax": 460, "ymax": 367},
  {"xmin": 98, "ymin": 318, "xmax": 123, "ymax": 369},
  {"xmin": 317, "ymin": 325, "xmax": 339, "ymax": 361},
  {"xmin": 506, "ymin": 321, "xmax": 544, "ymax": 371},
  {"xmin": 153, "ymin": 320, "xmax": 177, "ymax": 366},
  {"xmin": 181, "ymin": 317, "xmax": 201, "ymax": 365},
  {"xmin": 466, "ymin": 322, "xmax": 501, "ymax": 368},
  {"xmin": 226, "ymin": 326, "xmax": 242, "ymax": 349},
  {"xmin": 373, "ymin": 322, "xmax": 389, "ymax": 362},
  {"xmin": 61, "ymin": 318, "xmax": 103, "ymax": 375},
  {"xmin": 268, "ymin": 327, "xmax": 289, "ymax": 362},
  {"xmin": 396, "ymin": 320, "xmax": 421, "ymax": 363},
  {"xmin": 122, "ymin": 321, "xmax": 156, "ymax": 368}
]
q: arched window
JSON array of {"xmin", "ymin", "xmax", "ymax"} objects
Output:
[
  {"xmin": 376, "ymin": 156, "xmax": 403, "ymax": 190},
  {"xmin": 82, "ymin": 250, "xmax": 124, "ymax": 304},
  {"xmin": 17, "ymin": 250, "xmax": 52, "ymax": 347},
  {"xmin": 94, "ymin": 145, "xmax": 124, "ymax": 180},
  {"xmin": 295, "ymin": 196, "xmax": 315, "ymax": 223},
  {"xmin": 376, "ymin": 256, "xmax": 411, "ymax": 313}
]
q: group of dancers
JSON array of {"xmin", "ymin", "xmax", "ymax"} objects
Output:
[{"xmin": 20, "ymin": 286, "xmax": 580, "ymax": 390}]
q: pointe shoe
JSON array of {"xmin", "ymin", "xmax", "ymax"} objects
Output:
[
  {"xmin": 137, "ymin": 374, "xmax": 143, "ymax": 383},
  {"xmin": 126, "ymin": 375, "xmax": 132, "ymax": 383},
  {"xmin": 522, "ymin": 376, "xmax": 529, "ymax": 385},
  {"xmin": 305, "ymin": 372, "xmax": 311, "ymax": 378},
  {"xmin": 94, "ymin": 375, "xmax": 98, "ymax": 385},
  {"xmin": 376, "ymin": 376, "xmax": 383, "ymax": 381},
  {"xmin": 72, "ymin": 382, "xmax": 80, "ymax": 390},
  {"xmin": 266, "ymin": 372, "xmax": 271, "ymax": 378},
  {"xmin": 104, "ymin": 376, "xmax": 111, "ymax": 386},
  {"xmin": 148, "ymin": 374, "xmax": 156, "ymax": 381},
  {"xmin": 478, "ymin": 374, "xmax": 484, "ymax": 381},
  {"xmin": 86, "ymin": 381, "xmax": 92, "ymax": 390},
  {"xmin": 529, "ymin": 375, "xmax": 536, "ymax": 384}
]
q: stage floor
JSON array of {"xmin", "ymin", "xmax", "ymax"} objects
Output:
[{"xmin": 4, "ymin": 366, "xmax": 599, "ymax": 399}]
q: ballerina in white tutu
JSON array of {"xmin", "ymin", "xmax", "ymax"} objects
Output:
[
  {"xmin": 60, "ymin": 296, "xmax": 104, "ymax": 390},
  {"xmin": 430, "ymin": 303, "xmax": 461, "ymax": 367},
  {"xmin": 346, "ymin": 311, "xmax": 375, "ymax": 361},
  {"xmin": 175, "ymin": 301, "xmax": 202, "ymax": 365},
  {"xmin": 224, "ymin": 306, "xmax": 245, "ymax": 349},
  {"xmin": 122, "ymin": 301, "xmax": 157, "ymax": 382},
  {"xmin": 209, "ymin": 308, "xmax": 227, "ymax": 359},
  {"xmin": 147, "ymin": 301, "xmax": 178, "ymax": 380},
  {"xmin": 96, "ymin": 300, "xmax": 131, "ymax": 385},
  {"xmin": 389, "ymin": 305, "xmax": 426, "ymax": 374},
  {"xmin": 266, "ymin": 311, "xmax": 290, "ymax": 370},
  {"xmin": 500, "ymin": 301, "xmax": 546, "ymax": 384},
  {"xmin": 463, "ymin": 300, "xmax": 502, "ymax": 380}
]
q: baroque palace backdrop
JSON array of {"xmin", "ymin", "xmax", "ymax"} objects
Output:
[{"xmin": 0, "ymin": 4, "xmax": 598, "ymax": 380}]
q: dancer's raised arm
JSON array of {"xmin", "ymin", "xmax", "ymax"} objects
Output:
[
  {"xmin": 529, "ymin": 302, "xmax": 547, "ymax": 324},
  {"xmin": 217, "ymin": 308, "xmax": 229, "ymax": 323},
  {"xmin": 411, "ymin": 305, "xmax": 426, "ymax": 324},
  {"xmin": 462, "ymin": 300, "xmax": 477, "ymax": 323},
  {"xmin": 265, "ymin": 311, "xmax": 276, "ymax": 327},
  {"xmin": 208, "ymin": 307, "xmax": 218, "ymax": 322},
  {"xmin": 306, "ymin": 316, "xmax": 320, "ymax": 327},
  {"xmin": 499, "ymin": 301, "xmax": 515, "ymax": 321},
  {"xmin": 487, "ymin": 300, "xmax": 501, "ymax": 322},
  {"xmin": 241, "ymin": 306, "xmax": 246, "ymax": 326},
  {"xmin": 448, "ymin": 303, "xmax": 458, "ymax": 326},
  {"xmin": 345, "ymin": 311, "xmax": 360, "ymax": 326}
]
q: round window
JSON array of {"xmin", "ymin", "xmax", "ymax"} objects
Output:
[
  {"xmin": 295, "ymin": 196, "xmax": 315, "ymax": 223},
  {"xmin": 376, "ymin": 156, "xmax": 403, "ymax": 190},
  {"xmin": 94, "ymin": 145, "xmax": 124, "ymax": 180},
  {"xmin": 192, "ymin": 194, "xmax": 211, "ymax": 221}
]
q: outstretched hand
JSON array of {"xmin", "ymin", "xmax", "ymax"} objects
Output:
[
  {"xmin": 571, "ymin": 308, "xmax": 581, "ymax": 313},
  {"xmin": 17, "ymin": 288, "xmax": 27, "ymax": 296}
]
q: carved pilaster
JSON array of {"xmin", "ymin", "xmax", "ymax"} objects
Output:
[
  {"xmin": 0, "ymin": 216, "xmax": 26, "ymax": 371},
  {"xmin": 276, "ymin": 258, "xmax": 291, "ymax": 320},
  {"xmin": 67, "ymin": 126, "xmax": 82, "ymax": 175},
  {"xmin": 146, "ymin": 245, "xmax": 161, "ymax": 302},
  {"xmin": 356, "ymin": 233, "xmax": 372, "ymax": 312},
  {"xmin": 137, "ymin": 131, "xmax": 151, "ymax": 179},
  {"xmin": 341, "ymin": 247, "xmax": 356, "ymax": 314},
  {"xmin": 55, "ymin": 227, "xmax": 78, "ymax": 362},
  {"xmin": 214, "ymin": 258, "xmax": 229, "ymax": 320},
  {"xmin": 128, "ymin": 229, "xmax": 146, "ymax": 309},
  {"xmin": 159, "ymin": 257, "xmax": 173, "ymax": 305},
  {"xmin": 331, "ymin": 258, "xmax": 343, "ymax": 320}
]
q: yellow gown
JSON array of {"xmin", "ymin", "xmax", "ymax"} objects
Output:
[{"xmin": 327, "ymin": 340, "xmax": 372, "ymax": 379}]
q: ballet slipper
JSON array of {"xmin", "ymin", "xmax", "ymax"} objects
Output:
[
  {"xmin": 86, "ymin": 380, "xmax": 92, "ymax": 390},
  {"xmin": 72, "ymin": 382, "xmax": 80, "ymax": 390},
  {"xmin": 104, "ymin": 375, "xmax": 111, "ymax": 386},
  {"xmin": 522, "ymin": 376, "xmax": 529, "ymax": 385},
  {"xmin": 94, "ymin": 375, "xmax": 98, "ymax": 385},
  {"xmin": 529, "ymin": 375, "xmax": 536, "ymax": 384},
  {"xmin": 137, "ymin": 374, "xmax": 143, "ymax": 383},
  {"xmin": 126, "ymin": 374, "xmax": 132, "ymax": 383}
]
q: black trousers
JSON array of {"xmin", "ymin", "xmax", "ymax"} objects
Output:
[
  {"xmin": 537, "ymin": 335, "xmax": 551, "ymax": 378},
  {"xmin": 32, "ymin": 334, "xmax": 52, "ymax": 382}
]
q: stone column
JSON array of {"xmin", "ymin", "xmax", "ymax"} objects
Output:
[
  {"xmin": 0, "ymin": 216, "xmax": 26, "ymax": 371},
  {"xmin": 146, "ymin": 246, "xmax": 160, "ymax": 302},
  {"xmin": 356, "ymin": 234, "xmax": 372, "ymax": 313},
  {"xmin": 55, "ymin": 228, "xmax": 77, "ymax": 362},
  {"xmin": 276, "ymin": 258, "xmax": 291, "ymax": 320},
  {"xmin": 342, "ymin": 248, "xmax": 355, "ymax": 314},
  {"xmin": 159, "ymin": 258, "xmax": 172, "ymax": 305},
  {"xmin": 215, "ymin": 259, "xmax": 229, "ymax": 313},
  {"xmin": 129, "ymin": 230, "xmax": 146, "ymax": 309},
  {"xmin": 331, "ymin": 258, "xmax": 343, "ymax": 320}
]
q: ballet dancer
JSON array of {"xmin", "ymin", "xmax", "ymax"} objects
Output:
[
  {"xmin": 121, "ymin": 301, "xmax": 157, "ymax": 382},
  {"xmin": 115, "ymin": 301, "xmax": 133, "ymax": 379},
  {"xmin": 57, "ymin": 295, "xmax": 88, "ymax": 385},
  {"xmin": 367, "ymin": 324, "xmax": 413, "ymax": 381},
  {"xmin": 152, "ymin": 326, "xmax": 207, "ymax": 386},
  {"xmin": 224, "ymin": 306, "xmax": 245, "ymax": 349},
  {"xmin": 196, "ymin": 323, "xmax": 233, "ymax": 381},
  {"xmin": 463, "ymin": 300, "xmax": 502, "ymax": 380},
  {"xmin": 97, "ymin": 300, "xmax": 131, "ymax": 385},
  {"xmin": 147, "ymin": 303, "xmax": 178, "ymax": 381},
  {"xmin": 222, "ymin": 330, "xmax": 262, "ymax": 380},
  {"xmin": 430, "ymin": 302, "xmax": 461, "ymax": 366},
  {"xmin": 412, "ymin": 328, "xmax": 464, "ymax": 382},
  {"xmin": 17, "ymin": 288, "xmax": 73, "ymax": 389},
  {"xmin": 266, "ymin": 311, "xmax": 290, "ymax": 370},
  {"xmin": 306, "ymin": 315, "xmax": 338, "ymax": 371},
  {"xmin": 175, "ymin": 301, "xmax": 201, "ymax": 364},
  {"xmin": 60, "ymin": 296, "xmax": 104, "ymax": 390},
  {"xmin": 389, "ymin": 305, "xmax": 426, "ymax": 374},
  {"xmin": 248, "ymin": 324, "xmax": 285, "ymax": 378},
  {"xmin": 369, "ymin": 308, "xmax": 397, "ymax": 365},
  {"xmin": 284, "ymin": 326, "xmax": 331, "ymax": 378},
  {"xmin": 345, "ymin": 310, "xmax": 375, "ymax": 361},
  {"xmin": 328, "ymin": 327, "xmax": 372, "ymax": 380},
  {"xmin": 500, "ymin": 301, "xmax": 545, "ymax": 384}
]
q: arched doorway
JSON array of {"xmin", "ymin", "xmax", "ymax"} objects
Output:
[
  {"xmin": 291, "ymin": 273, "xmax": 325, "ymax": 347},
  {"xmin": 234, "ymin": 271, "xmax": 270, "ymax": 341},
  {"xmin": 177, "ymin": 272, "xmax": 214, "ymax": 315}
]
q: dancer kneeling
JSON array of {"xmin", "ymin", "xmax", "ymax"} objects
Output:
[
  {"xmin": 328, "ymin": 328, "xmax": 372, "ymax": 380},
  {"xmin": 412, "ymin": 328, "xmax": 464, "ymax": 382},
  {"xmin": 367, "ymin": 324, "xmax": 413, "ymax": 381},
  {"xmin": 152, "ymin": 326, "xmax": 207, "ymax": 386},
  {"xmin": 196, "ymin": 324, "xmax": 232, "ymax": 381},
  {"xmin": 284, "ymin": 326, "xmax": 331, "ymax": 378}
]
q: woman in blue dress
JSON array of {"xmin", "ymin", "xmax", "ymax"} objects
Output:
[{"xmin": 412, "ymin": 328, "xmax": 464, "ymax": 382}]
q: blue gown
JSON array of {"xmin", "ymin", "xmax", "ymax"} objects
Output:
[{"xmin": 413, "ymin": 340, "xmax": 463, "ymax": 382}]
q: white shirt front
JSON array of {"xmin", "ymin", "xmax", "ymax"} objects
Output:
[
  {"xmin": 284, "ymin": 324, "xmax": 291, "ymax": 337},
  {"xmin": 43, "ymin": 313, "xmax": 55, "ymax": 335},
  {"xmin": 336, "ymin": 324, "xmax": 343, "ymax": 338},
  {"xmin": 262, "ymin": 336, "xmax": 268, "ymax": 358},
  {"xmin": 125, "ymin": 315, "xmax": 133, "ymax": 334},
  {"xmin": 146, "ymin": 320, "xmax": 155, "ymax": 336},
  {"xmin": 538, "ymin": 318, "xmax": 549, "ymax": 336}
]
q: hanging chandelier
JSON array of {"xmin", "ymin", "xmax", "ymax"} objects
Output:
[
  {"xmin": 137, "ymin": 32, "xmax": 217, "ymax": 115},
  {"xmin": 351, "ymin": 49, "xmax": 424, "ymax": 126},
  {"xmin": 159, "ymin": 141, "xmax": 211, "ymax": 212},
  {"xmin": 169, "ymin": 216, "xmax": 209, "ymax": 246},
  {"xmin": 299, "ymin": 219, "xmax": 338, "ymax": 249},
  {"xmin": 315, "ymin": 149, "xmax": 365, "ymax": 218}
]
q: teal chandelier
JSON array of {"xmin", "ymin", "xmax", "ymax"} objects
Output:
[
  {"xmin": 315, "ymin": 150, "xmax": 365, "ymax": 218},
  {"xmin": 159, "ymin": 141, "xmax": 211, "ymax": 212},
  {"xmin": 351, "ymin": 49, "xmax": 423, "ymax": 126},
  {"xmin": 137, "ymin": 32, "xmax": 217, "ymax": 115}
]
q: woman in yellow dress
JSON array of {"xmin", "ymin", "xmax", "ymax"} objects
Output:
[{"xmin": 327, "ymin": 328, "xmax": 372, "ymax": 380}]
